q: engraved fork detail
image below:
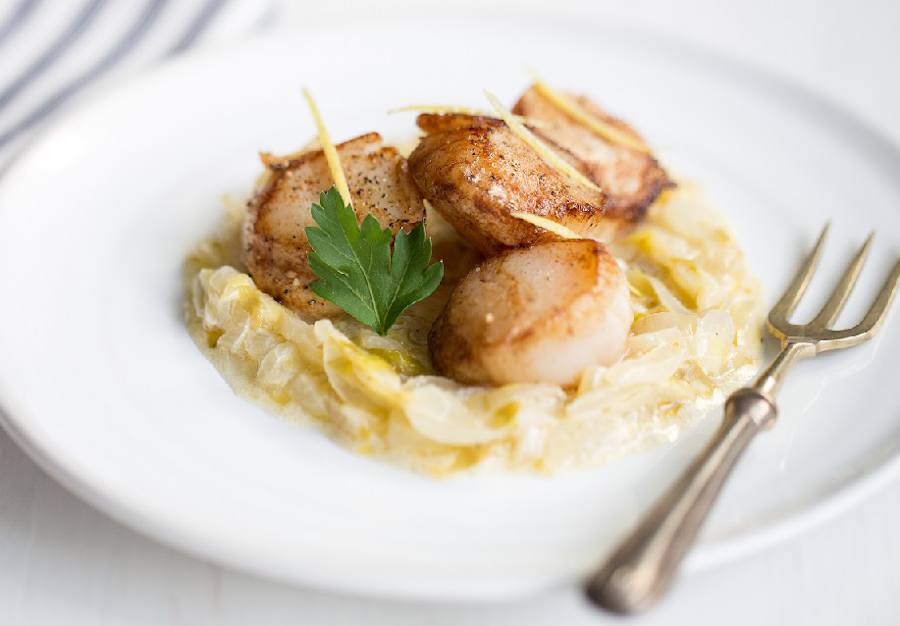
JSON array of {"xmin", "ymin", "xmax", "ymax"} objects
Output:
[{"xmin": 586, "ymin": 224, "xmax": 900, "ymax": 614}]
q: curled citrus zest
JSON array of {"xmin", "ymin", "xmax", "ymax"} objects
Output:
[
  {"xmin": 509, "ymin": 211, "xmax": 582, "ymax": 239},
  {"xmin": 528, "ymin": 69, "xmax": 651, "ymax": 154},
  {"xmin": 302, "ymin": 88, "xmax": 352, "ymax": 205},
  {"xmin": 484, "ymin": 90, "xmax": 602, "ymax": 194}
]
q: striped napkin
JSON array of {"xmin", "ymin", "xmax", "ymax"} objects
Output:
[{"xmin": 0, "ymin": 0, "xmax": 270, "ymax": 170}]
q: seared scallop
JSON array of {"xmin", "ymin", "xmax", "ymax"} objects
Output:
[
  {"xmin": 512, "ymin": 86, "xmax": 672, "ymax": 227},
  {"xmin": 408, "ymin": 113, "xmax": 607, "ymax": 257},
  {"xmin": 429, "ymin": 239, "xmax": 632, "ymax": 386},
  {"xmin": 244, "ymin": 133, "xmax": 425, "ymax": 318}
]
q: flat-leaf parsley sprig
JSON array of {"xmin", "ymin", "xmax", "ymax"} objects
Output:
[{"xmin": 305, "ymin": 186, "xmax": 444, "ymax": 335}]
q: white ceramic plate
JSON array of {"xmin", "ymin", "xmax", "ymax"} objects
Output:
[{"xmin": 0, "ymin": 13, "xmax": 898, "ymax": 602}]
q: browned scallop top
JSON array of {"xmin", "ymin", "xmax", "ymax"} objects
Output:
[
  {"xmin": 243, "ymin": 132, "xmax": 425, "ymax": 318},
  {"xmin": 512, "ymin": 86, "xmax": 673, "ymax": 224},
  {"xmin": 408, "ymin": 113, "xmax": 607, "ymax": 257},
  {"xmin": 449, "ymin": 239, "xmax": 611, "ymax": 347},
  {"xmin": 428, "ymin": 239, "xmax": 620, "ymax": 384}
]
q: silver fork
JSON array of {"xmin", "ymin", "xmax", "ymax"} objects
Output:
[{"xmin": 586, "ymin": 224, "xmax": 900, "ymax": 614}]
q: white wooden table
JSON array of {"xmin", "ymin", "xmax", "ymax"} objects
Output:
[{"xmin": 2, "ymin": 1, "xmax": 899, "ymax": 624}]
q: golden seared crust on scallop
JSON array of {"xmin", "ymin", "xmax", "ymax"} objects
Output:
[
  {"xmin": 429, "ymin": 239, "xmax": 632, "ymax": 387},
  {"xmin": 244, "ymin": 132, "xmax": 425, "ymax": 318},
  {"xmin": 512, "ymin": 87, "xmax": 673, "ymax": 230},
  {"xmin": 415, "ymin": 112, "xmax": 502, "ymax": 134},
  {"xmin": 408, "ymin": 113, "xmax": 607, "ymax": 257}
]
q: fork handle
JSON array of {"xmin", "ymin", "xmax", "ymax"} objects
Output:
[{"xmin": 585, "ymin": 388, "xmax": 777, "ymax": 614}]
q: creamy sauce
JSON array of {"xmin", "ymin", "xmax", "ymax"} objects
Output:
[{"xmin": 185, "ymin": 184, "xmax": 763, "ymax": 475}]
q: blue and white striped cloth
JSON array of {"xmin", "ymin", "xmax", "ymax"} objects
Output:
[{"xmin": 0, "ymin": 0, "xmax": 270, "ymax": 170}]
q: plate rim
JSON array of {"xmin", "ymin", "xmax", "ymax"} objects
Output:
[{"xmin": 0, "ymin": 15, "xmax": 899, "ymax": 600}]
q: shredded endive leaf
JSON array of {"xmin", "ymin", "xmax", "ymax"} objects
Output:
[{"xmin": 186, "ymin": 182, "xmax": 764, "ymax": 474}]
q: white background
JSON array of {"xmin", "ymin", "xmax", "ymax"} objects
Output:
[{"xmin": 1, "ymin": 1, "xmax": 899, "ymax": 624}]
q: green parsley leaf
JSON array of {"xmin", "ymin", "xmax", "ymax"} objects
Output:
[{"xmin": 305, "ymin": 186, "xmax": 444, "ymax": 335}]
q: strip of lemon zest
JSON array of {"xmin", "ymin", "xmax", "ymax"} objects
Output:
[
  {"xmin": 509, "ymin": 211, "xmax": 583, "ymax": 239},
  {"xmin": 302, "ymin": 88, "xmax": 352, "ymax": 205},
  {"xmin": 484, "ymin": 90, "xmax": 602, "ymax": 194},
  {"xmin": 389, "ymin": 104, "xmax": 546, "ymax": 128},
  {"xmin": 528, "ymin": 70, "xmax": 651, "ymax": 154}
]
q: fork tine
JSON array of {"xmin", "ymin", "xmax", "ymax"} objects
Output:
[
  {"xmin": 850, "ymin": 257, "xmax": 900, "ymax": 337},
  {"xmin": 769, "ymin": 223, "xmax": 829, "ymax": 325},
  {"xmin": 810, "ymin": 232, "xmax": 874, "ymax": 328}
]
